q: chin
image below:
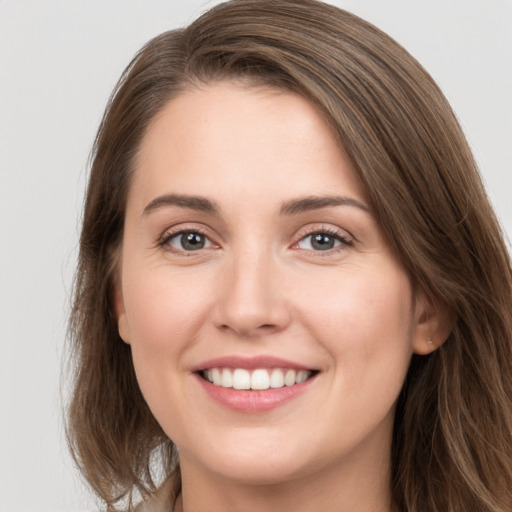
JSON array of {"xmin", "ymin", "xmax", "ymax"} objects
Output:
[
  {"xmin": 180, "ymin": 428, "xmax": 316, "ymax": 485},
  {"xmin": 205, "ymin": 452, "xmax": 310, "ymax": 486}
]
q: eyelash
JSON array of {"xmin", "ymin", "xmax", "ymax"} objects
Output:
[
  {"xmin": 293, "ymin": 226, "xmax": 353, "ymax": 254},
  {"xmin": 158, "ymin": 226, "xmax": 214, "ymax": 255},
  {"xmin": 158, "ymin": 226, "xmax": 353, "ymax": 255}
]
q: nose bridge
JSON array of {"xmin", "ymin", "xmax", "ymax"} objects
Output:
[{"xmin": 214, "ymin": 241, "xmax": 289, "ymax": 336}]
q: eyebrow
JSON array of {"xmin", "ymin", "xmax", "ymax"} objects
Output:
[
  {"xmin": 143, "ymin": 194, "xmax": 220, "ymax": 216},
  {"xmin": 279, "ymin": 195, "xmax": 370, "ymax": 215},
  {"xmin": 142, "ymin": 193, "xmax": 369, "ymax": 217}
]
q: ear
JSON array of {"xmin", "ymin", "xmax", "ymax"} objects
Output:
[
  {"xmin": 412, "ymin": 292, "xmax": 454, "ymax": 355},
  {"xmin": 113, "ymin": 278, "xmax": 131, "ymax": 345}
]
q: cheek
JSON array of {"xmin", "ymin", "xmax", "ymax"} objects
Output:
[
  {"xmin": 120, "ymin": 267, "xmax": 214, "ymax": 428},
  {"xmin": 123, "ymin": 267, "xmax": 212, "ymax": 354},
  {"xmin": 297, "ymin": 262, "xmax": 414, "ymax": 384},
  {"xmin": 120, "ymin": 265, "xmax": 217, "ymax": 419}
]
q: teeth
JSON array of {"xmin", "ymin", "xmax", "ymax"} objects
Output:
[
  {"xmin": 269, "ymin": 368, "xmax": 284, "ymax": 388},
  {"xmin": 233, "ymin": 369, "xmax": 251, "ymax": 390},
  {"xmin": 203, "ymin": 368, "xmax": 313, "ymax": 390},
  {"xmin": 284, "ymin": 369, "xmax": 296, "ymax": 386},
  {"xmin": 251, "ymin": 369, "xmax": 270, "ymax": 390},
  {"xmin": 296, "ymin": 370, "xmax": 309, "ymax": 384},
  {"xmin": 221, "ymin": 368, "xmax": 233, "ymax": 388},
  {"xmin": 212, "ymin": 368, "xmax": 221, "ymax": 385}
]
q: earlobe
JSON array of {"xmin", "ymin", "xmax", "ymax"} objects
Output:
[
  {"xmin": 412, "ymin": 294, "xmax": 454, "ymax": 355},
  {"xmin": 113, "ymin": 281, "xmax": 131, "ymax": 344}
]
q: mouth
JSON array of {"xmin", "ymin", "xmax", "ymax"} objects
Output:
[
  {"xmin": 199, "ymin": 367, "xmax": 318, "ymax": 390},
  {"xmin": 193, "ymin": 357, "xmax": 320, "ymax": 412}
]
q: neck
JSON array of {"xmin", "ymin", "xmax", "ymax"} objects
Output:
[{"xmin": 177, "ymin": 442, "xmax": 395, "ymax": 512}]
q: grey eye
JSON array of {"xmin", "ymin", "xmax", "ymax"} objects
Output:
[
  {"xmin": 297, "ymin": 233, "xmax": 344, "ymax": 251},
  {"xmin": 167, "ymin": 231, "xmax": 210, "ymax": 251}
]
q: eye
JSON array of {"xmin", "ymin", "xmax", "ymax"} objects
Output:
[
  {"xmin": 296, "ymin": 231, "xmax": 351, "ymax": 251},
  {"xmin": 164, "ymin": 230, "xmax": 214, "ymax": 251}
]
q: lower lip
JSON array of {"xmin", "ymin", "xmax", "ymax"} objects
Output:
[{"xmin": 195, "ymin": 373, "xmax": 316, "ymax": 412}]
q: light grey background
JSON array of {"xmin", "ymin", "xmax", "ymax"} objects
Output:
[{"xmin": 0, "ymin": 1, "xmax": 510, "ymax": 511}]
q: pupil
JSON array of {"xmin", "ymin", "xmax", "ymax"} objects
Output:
[
  {"xmin": 312, "ymin": 233, "xmax": 334, "ymax": 250},
  {"xmin": 182, "ymin": 232, "xmax": 205, "ymax": 250}
]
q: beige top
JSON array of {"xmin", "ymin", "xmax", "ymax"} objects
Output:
[{"xmin": 134, "ymin": 478, "xmax": 176, "ymax": 512}]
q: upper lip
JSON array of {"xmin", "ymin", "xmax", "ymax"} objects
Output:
[{"xmin": 192, "ymin": 355, "xmax": 315, "ymax": 372}]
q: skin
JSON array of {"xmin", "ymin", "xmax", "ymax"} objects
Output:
[{"xmin": 116, "ymin": 82, "xmax": 442, "ymax": 512}]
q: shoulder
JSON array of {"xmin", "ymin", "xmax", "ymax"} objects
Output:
[{"xmin": 133, "ymin": 478, "xmax": 175, "ymax": 512}]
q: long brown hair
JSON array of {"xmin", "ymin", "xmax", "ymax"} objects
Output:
[{"xmin": 67, "ymin": 1, "xmax": 512, "ymax": 510}]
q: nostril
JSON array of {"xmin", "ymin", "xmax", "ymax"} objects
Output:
[{"xmin": 217, "ymin": 322, "xmax": 280, "ymax": 337}]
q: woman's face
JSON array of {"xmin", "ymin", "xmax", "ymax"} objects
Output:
[{"xmin": 116, "ymin": 82, "xmax": 429, "ymax": 486}]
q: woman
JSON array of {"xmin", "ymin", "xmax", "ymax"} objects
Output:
[{"xmin": 66, "ymin": 0, "xmax": 512, "ymax": 510}]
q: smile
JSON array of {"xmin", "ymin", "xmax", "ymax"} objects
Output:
[
  {"xmin": 194, "ymin": 356, "xmax": 319, "ymax": 411},
  {"xmin": 202, "ymin": 367, "xmax": 314, "ymax": 390}
]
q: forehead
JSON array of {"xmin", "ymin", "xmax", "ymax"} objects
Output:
[{"xmin": 129, "ymin": 81, "xmax": 365, "ymax": 210}]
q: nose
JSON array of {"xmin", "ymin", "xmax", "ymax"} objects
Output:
[{"xmin": 212, "ymin": 249, "xmax": 292, "ymax": 338}]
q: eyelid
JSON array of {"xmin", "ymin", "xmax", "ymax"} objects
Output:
[
  {"xmin": 291, "ymin": 224, "xmax": 353, "ymax": 251},
  {"xmin": 156, "ymin": 222, "xmax": 353, "ymax": 254},
  {"xmin": 157, "ymin": 224, "xmax": 219, "ymax": 252}
]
